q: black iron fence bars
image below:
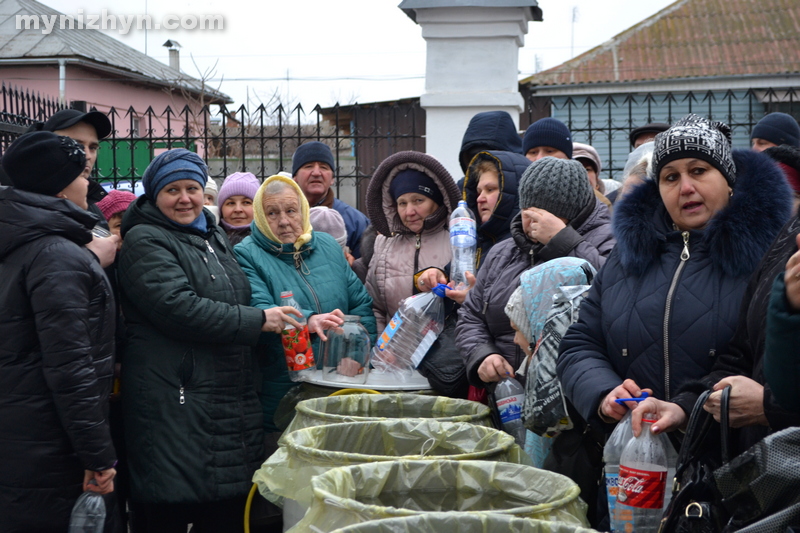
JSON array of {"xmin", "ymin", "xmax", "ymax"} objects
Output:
[{"xmin": 1, "ymin": 82, "xmax": 798, "ymax": 209}]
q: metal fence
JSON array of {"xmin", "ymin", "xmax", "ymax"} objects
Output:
[
  {"xmin": 521, "ymin": 85, "xmax": 800, "ymax": 179},
  {"xmin": 0, "ymin": 83, "xmax": 426, "ymax": 211},
  {"xmin": 2, "ymin": 82, "xmax": 799, "ymax": 207}
]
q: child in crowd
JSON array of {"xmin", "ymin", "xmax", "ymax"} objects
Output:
[{"xmin": 97, "ymin": 189, "xmax": 137, "ymax": 245}]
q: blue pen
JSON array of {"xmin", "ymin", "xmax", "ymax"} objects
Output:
[{"xmin": 614, "ymin": 391, "xmax": 649, "ymax": 405}]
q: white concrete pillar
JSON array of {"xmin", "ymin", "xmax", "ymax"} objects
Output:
[{"xmin": 400, "ymin": 1, "xmax": 541, "ymax": 180}]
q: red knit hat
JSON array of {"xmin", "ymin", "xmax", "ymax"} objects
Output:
[{"xmin": 97, "ymin": 189, "xmax": 136, "ymax": 220}]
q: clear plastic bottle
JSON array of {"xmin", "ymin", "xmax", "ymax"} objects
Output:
[
  {"xmin": 449, "ymin": 200, "xmax": 477, "ymax": 289},
  {"xmin": 279, "ymin": 291, "xmax": 315, "ymax": 382},
  {"xmin": 69, "ymin": 491, "xmax": 106, "ymax": 533},
  {"xmin": 372, "ymin": 287, "xmax": 446, "ymax": 380},
  {"xmin": 604, "ymin": 411, "xmax": 634, "ymax": 531},
  {"xmin": 494, "ymin": 376, "xmax": 526, "ymax": 447},
  {"xmin": 613, "ymin": 415, "xmax": 668, "ymax": 533}
]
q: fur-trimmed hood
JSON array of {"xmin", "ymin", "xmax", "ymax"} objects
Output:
[
  {"xmin": 367, "ymin": 151, "xmax": 461, "ymax": 237},
  {"xmin": 613, "ymin": 149, "xmax": 793, "ymax": 277}
]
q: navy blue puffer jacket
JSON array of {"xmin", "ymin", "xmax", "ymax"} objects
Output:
[{"xmin": 557, "ymin": 149, "xmax": 793, "ymax": 429}]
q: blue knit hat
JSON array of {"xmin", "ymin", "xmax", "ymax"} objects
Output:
[
  {"xmin": 751, "ymin": 113, "xmax": 800, "ymax": 148},
  {"xmin": 142, "ymin": 149, "xmax": 207, "ymax": 199},
  {"xmin": 522, "ymin": 118, "xmax": 573, "ymax": 158},
  {"xmin": 292, "ymin": 141, "xmax": 335, "ymax": 176},
  {"xmin": 389, "ymin": 168, "xmax": 444, "ymax": 206}
]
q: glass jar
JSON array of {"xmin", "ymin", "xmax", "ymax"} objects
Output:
[{"xmin": 323, "ymin": 315, "xmax": 372, "ymax": 384}]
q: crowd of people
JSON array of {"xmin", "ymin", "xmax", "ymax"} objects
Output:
[{"xmin": 1, "ymin": 106, "xmax": 799, "ymax": 532}]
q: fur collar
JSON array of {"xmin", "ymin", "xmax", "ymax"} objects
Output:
[{"xmin": 613, "ymin": 149, "xmax": 793, "ymax": 277}]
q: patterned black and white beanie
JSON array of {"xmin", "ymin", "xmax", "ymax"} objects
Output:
[{"xmin": 652, "ymin": 114, "xmax": 736, "ymax": 185}]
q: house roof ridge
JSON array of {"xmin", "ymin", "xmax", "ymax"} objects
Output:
[
  {"xmin": 522, "ymin": 0, "xmax": 800, "ymax": 87},
  {"xmin": 0, "ymin": 0, "xmax": 230, "ymax": 102}
]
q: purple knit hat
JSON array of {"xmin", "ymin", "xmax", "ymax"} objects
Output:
[
  {"xmin": 96, "ymin": 189, "xmax": 136, "ymax": 220},
  {"xmin": 218, "ymin": 172, "xmax": 261, "ymax": 207}
]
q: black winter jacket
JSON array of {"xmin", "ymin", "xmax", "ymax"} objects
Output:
[
  {"xmin": 118, "ymin": 197, "xmax": 264, "ymax": 504},
  {"xmin": 457, "ymin": 199, "xmax": 615, "ymax": 387},
  {"xmin": 0, "ymin": 187, "xmax": 116, "ymax": 531},
  {"xmin": 558, "ymin": 150, "xmax": 793, "ymax": 431}
]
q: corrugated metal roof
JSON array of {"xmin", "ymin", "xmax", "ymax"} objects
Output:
[
  {"xmin": 522, "ymin": 0, "xmax": 800, "ymax": 87},
  {"xmin": 0, "ymin": 0, "xmax": 230, "ymax": 103}
]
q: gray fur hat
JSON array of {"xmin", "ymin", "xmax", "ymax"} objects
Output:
[{"xmin": 518, "ymin": 157, "xmax": 594, "ymax": 221}]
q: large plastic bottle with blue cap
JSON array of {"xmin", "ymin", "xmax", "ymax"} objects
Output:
[{"xmin": 371, "ymin": 284, "xmax": 447, "ymax": 380}]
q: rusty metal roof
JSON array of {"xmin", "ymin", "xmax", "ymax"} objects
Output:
[
  {"xmin": 0, "ymin": 0, "xmax": 231, "ymax": 103},
  {"xmin": 522, "ymin": 0, "xmax": 800, "ymax": 87}
]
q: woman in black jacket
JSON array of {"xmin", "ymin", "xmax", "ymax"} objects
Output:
[
  {"xmin": 0, "ymin": 132, "xmax": 117, "ymax": 532},
  {"xmin": 117, "ymin": 149, "xmax": 300, "ymax": 532}
]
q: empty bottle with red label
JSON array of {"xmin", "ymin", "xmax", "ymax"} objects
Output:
[
  {"xmin": 280, "ymin": 291, "xmax": 315, "ymax": 382},
  {"xmin": 613, "ymin": 414, "xmax": 668, "ymax": 533}
]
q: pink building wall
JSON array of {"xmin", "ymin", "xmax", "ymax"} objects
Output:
[{"xmin": 1, "ymin": 64, "xmax": 210, "ymax": 145}]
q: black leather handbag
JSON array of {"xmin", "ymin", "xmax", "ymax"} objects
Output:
[{"xmin": 658, "ymin": 386, "xmax": 732, "ymax": 533}]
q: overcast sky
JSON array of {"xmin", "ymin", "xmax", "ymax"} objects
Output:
[{"xmin": 41, "ymin": 0, "xmax": 677, "ymax": 111}]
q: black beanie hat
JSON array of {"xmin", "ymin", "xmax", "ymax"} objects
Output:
[
  {"xmin": 652, "ymin": 114, "xmax": 736, "ymax": 185},
  {"xmin": 1, "ymin": 131, "xmax": 86, "ymax": 195},
  {"xmin": 518, "ymin": 157, "xmax": 594, "ymax": 221},
  {"xmin": 751, "ymin": 112, "xmax": 800, "ymax": 148},
  {"xmin": 522, "ymin": 118, "xmax": 573, "ymax": 158},
  {"xmin": 292, "ymin": 141, "xmax": 335, "ymax": 176},
  {"xmin": 389, "ymin": 168, "xmax": 444, "ymax": 206}
]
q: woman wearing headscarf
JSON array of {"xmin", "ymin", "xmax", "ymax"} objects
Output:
[
  {"xmin": 456, "ymin": 156, "xmax": 615, "ymax": 389},
  {"xmin": 364, "ymin": 151, "xmax": 461, "ymax": 331},
  {"xmin": 117, "ymin": 149, "xmax": 300, "ymax": 532},
  {"xmin": 557, "ymin": 114, "xmax": 793, "ymax": 436},
  {"xmin": 233, "ymin": 175, "xmax": 376, "ymax": 446},
  {"xmin": 218, "ymin": 171, "xmax": 260, "ymax": 246},
  {"xmin": 0, "ymin": 132, "xmax": 117, "ymax": 532}
]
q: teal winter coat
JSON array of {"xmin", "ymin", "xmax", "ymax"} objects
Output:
[
  {"xmin": 234, "ymin": 227, "xmax": 376, "ymax": 432},
  {"xmin": 117, "ymin": 197, "xmax": 265, "ymax": 504}
]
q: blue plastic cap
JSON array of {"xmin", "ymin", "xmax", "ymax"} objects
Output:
[
  {"xmin": 431, "ymin": 283, "xmax": 449, "ymax": 298},
  {"xmin": 614, "ymin": 391, "xmax": 649, "ymax": 405}
]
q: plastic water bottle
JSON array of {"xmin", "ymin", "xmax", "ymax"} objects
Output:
[
  {"xmin": 604, "ymin": 411, "xmax": 633, "ymax": 531},
  {"xmin": 69, "ymin": 491, "xmax": 105, "ymax": 533},
  {"xmin": 449, "ymin": 200, "xmax": 477, "ymax": 289},
  {"xmin": 279, "ymin": 291, "xmax": 315, "ymax": 382},
  {"xmin": 494, "ymin": 376, "xmax": 526, "ymax": 447},
  {"xmin": 613, "ymin": 415, "xmax": 668, "ymax": 533},
  {"xmin": 372, "ymin": 286, "xmax": 446, "ymax": 380}
]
